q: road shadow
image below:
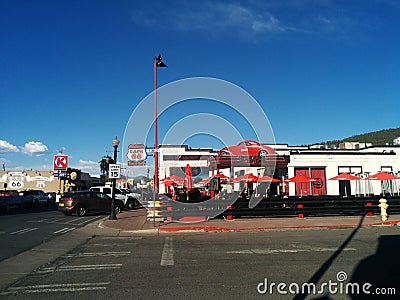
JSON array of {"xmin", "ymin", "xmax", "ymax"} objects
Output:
[
  {"xmin": 0, "ymin": 203, "xmax": 58, "ymax": 216},
  {"xmin": 294, "ymin": 214, "xmax": 365, "ymax": 300},
  {"xmin": 349, "ymin": 234, "xmax": 400, "ymax": 299}
]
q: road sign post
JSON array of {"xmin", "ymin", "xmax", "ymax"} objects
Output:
[{"xmin": 54, "ymin": 155, "xmax": 68, "ymax": 193}]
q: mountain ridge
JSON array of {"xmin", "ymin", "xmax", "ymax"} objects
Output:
[{"xmin": 317, "ymin": 128, "xmax": 400, "ymax": 147}]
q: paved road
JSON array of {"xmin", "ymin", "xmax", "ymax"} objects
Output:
[
  {"xmin": 0, "ymin": 206, "xmax": 104, "ymax": 261},
  {"xmin": 1, "ymin": 225, "xmax": 399, "ymax": 299}
]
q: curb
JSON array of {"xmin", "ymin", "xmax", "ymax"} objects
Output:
[
  {"xmin": 156, "ymin": 219, "xmax": 400, "ymax": 233},
  {"xmin": 98, "ymin": 214, "xmax": 400, "ymax": 234}
]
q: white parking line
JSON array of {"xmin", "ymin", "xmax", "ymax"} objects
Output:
[
  {"xmin": 10, "ymin": 227, "xmax": 38, "ymax": 235},
  {"xmin": 37, "ymin": 264, "xmax": 122, "ymax": 273},
  {"xmin": 85, "ymin": 242, "xmax": 138, "ymax": 247},
  {"xmin": 226, "ymin": 247, "xmax": 357, "ymax": 254},
  {"xmin": 63, "ymin": 251, "xmax": 131, "ymax": 258},
  {"xmin": 1, "ymin": 282, "xmax": 110, "ymax": 295},
  {"xmin": 160, "ymin": 237, "xmax": 174, "ymax": 266},
  {"xmin": 39, "ymin": 217, "xmax": 67, "ymax": 223},
  {"xmin": 72, "ymin": 216, "xmax": 102, "ymax": 226},
  {"xmin": 54, "ymin": 227, "xmax": 76, "ymax": 234},
  {"xmin": 29, "ymin": 216, "xmax": 102, "ymax": 225}
]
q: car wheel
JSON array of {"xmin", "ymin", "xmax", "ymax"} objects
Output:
[
  {"xmin": 114, "ymin": 205, "xmax": 121, "ymax": 214},
  {"xmin": 76, "ymin": 206, "xmax": 87, "ymax": 217},
  {"xmin": 219, "ymin": 151, "xmax": 229, "ymax": 156},
  {"xmin": 259, "ymin": 150, "xmax": 268, "ymax": 157},
  {"xmin": 126, "ymin": 200, "xmax": 135, "ymax": 210}
]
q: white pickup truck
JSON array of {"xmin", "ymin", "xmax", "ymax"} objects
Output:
[{"xmin": 89, "ymin": 186, "xmax": 140, "ymax": 210}]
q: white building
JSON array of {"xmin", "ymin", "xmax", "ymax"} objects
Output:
[
  {"xmin": 283, "ymin": 146, "xmax": 400, "ymax": 196},
  {"xmin": 157, "ymin": 143, "xmax": 400, "ymax": 197}
]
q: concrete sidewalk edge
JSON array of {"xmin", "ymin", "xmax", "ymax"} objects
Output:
[
  {"xmin": 156, "ymin": 219, "xmax": 400, "ymax": 233},
  {"xmin": 98, "ymin": 210, "xmax": 400, "ymax": 234}
]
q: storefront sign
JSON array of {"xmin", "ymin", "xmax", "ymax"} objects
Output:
[{"xmin": 127, "ymin": 144, "xmax": 147, "ymax": 165}]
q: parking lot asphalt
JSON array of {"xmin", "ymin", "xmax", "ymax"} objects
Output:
[{"xmin": 100, "ymin": 207, "xmax": 400, "ymax": 234}]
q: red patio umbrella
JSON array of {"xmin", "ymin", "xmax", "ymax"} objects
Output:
[
  {"xmin": 183, "ymin": 164, "xmax": 193, "ymax": 191},
  {"xmin": 161, "ymin": 176, "xmax": 184, "ymax": 186},
  {"xmin": 259, "ymin": 175, "xmax": 281, "ymax": 182},
  {"xmin": 364, "ymin": 171, "xmax": 400, "ymax": 181},
  {"xmin": 213, "ymin": 173, "xmax": 231, "ymax": 183},
  {"xmin": 170, "ymin": 175, "xmax": 184, "ymax": 184},
  {"xmin": 285, "ymin": 175, "xmax": 318, "ymax": 196},
  {"xmin": 160, "ymin": 177, "xmax": 175, "ymax": 186},
  {"xmin": 364, "ymin": 171, "xmax": 400, "ymax": 196},
  {"xmin": 286, "ymin": 174, "xmax": 318, "ymax": 183},
  {"xmin": 328, "ymin": 173, "xmax": 361, "ymax": 197},
  {"xmin": 328, "ymin": 173, "xmax": 362, "ymax": 181},
  {"xmin": 234, "ymin": 173, "xmax": 260, "ymax": 183},
  {"xmin": 196, "ymin": 177, "xmax": 211, "ymax": 186}
]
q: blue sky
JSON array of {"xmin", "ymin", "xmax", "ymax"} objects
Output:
[{"xmin": 1, "ymin": 0, "xmax": 400, "ymax": 176}]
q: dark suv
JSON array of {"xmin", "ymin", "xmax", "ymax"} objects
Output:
[{"xmin": 58, "ymin": 190, "xmax": 123, "ymax": 217}]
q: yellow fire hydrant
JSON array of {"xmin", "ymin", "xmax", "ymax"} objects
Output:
[{"xmin": 378, "ymin": 198, "xmax": 389, "ymax": 222}]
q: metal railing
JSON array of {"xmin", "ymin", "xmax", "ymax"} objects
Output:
[{"xmin": 143, "ymin": 193, "xmax": 400, "ymax": 221}]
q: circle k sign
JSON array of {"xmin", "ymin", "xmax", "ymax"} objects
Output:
[{"xmin": 54, "ymin": 155, "xmax": 68, "ymax": 170}]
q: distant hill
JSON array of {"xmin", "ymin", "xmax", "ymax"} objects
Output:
[{"xmin": 320, "ymin": 128, "xmax": 400, "ymax": 147}]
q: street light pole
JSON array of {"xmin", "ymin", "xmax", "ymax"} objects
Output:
[
  {"xmin": 153, "ymin": 54, "xmax": 167, "ymax": 195},
  {"xmin": 109, "ymin": 136, "xmax": 120, "ymax": 220}
]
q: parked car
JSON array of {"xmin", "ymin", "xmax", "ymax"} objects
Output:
[
  {"xmin": 0, "ymin": 197, "xmax": 6, "ymax": 212},
  {"xmin": 218, "ymin": 140, "xmax": 277, "ymax": 157},
  {"xmin": 119, "ymin": 188, "xmax": 142, "ymax": 210},
  {"xmin": 89, "ymin": 186, "xmax": 139, "ymax": 210},
  {"xmin": 58, "ymin": 190, "xmax": 123, "ymax": 217},
  {"xmin": 0, "ymin": 190, "xmax": 19, "ymax": 197},
  {"xmin": 0, "ymin": 190, "xmax": 22, "ymax": 211},
  {"xmin": 18, "ymin": 190, "xmax": 48, "ymax": 205}
]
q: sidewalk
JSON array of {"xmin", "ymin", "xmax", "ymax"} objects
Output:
[{"xmin": 100, "ymin": 208, "xmax": 400, "ymax": 234}]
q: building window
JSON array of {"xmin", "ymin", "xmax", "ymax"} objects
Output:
[
  {"xmin": 338, "ymin": 166, "xmax": 362, "ymax": 174},
  {"xmin": 381, "ymin": 166, "xmax": 392, "ymax": 172}
]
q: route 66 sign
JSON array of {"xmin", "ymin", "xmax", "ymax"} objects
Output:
[
  {"xmin": 9, "ymin": 177, "xmax": 24, "ymax": 189},
  {"xmin": 127, "ymin": 144, "xmax": 147, "ymax": 162}
]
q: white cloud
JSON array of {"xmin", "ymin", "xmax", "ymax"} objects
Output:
[
  {"xmin": 0, "ymin": 140, "xmax": 19, "ymax": 153},
  {"xmin": 251, "ymin": 15, "xmax": 286, "ymax": 33},
  {"xmin": 21, "ymin": 141, "xmax": 49, "ymax": 156},
  {"xmin": 132, "ymin": 2, "xmax": 299, "ymax": 38},
  {"xmin": 75, "ymin": 159, "xmax": 100, "ymax": 175}
]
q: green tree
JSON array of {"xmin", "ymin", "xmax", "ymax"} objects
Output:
[{"xmin": 99, "ymin": 156, "xmax": 113, "ymax": 176}]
